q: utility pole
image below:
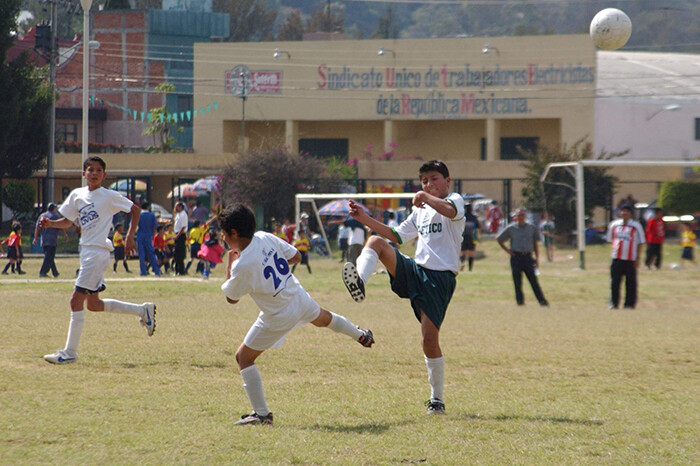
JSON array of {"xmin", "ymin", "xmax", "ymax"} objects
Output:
[
  {"xmin": 46, "ymin": 1, "xmax": 58, "ymax": 204},
  {"xmin": 239, "ymin": 71, "xmax": 246, "ymax": 153}
]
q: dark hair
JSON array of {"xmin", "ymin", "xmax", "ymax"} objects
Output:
[
  {"xmin": 156, "ymin": 225, "xmax": 164, "ymax": 232},
  {"xmin": 12, "ymin": 223, "xmax": 22, "ymax": 232},
  {"xmin": 218, "ymin": 204, "xmax": 256, "ymax": 239},
  {"xmin": 465, "ymin": 203, "xmax": 473, "ymax": 215},
  {"xmin": 193, "ymin": 220, "xmax": 201, "ymax": 228},
  {"xmin": 115, "ymin": 223, "xmax": 123, "ymax": 230},
  {"xmin": 419, "ymin": 160, "xmax": 450, "ymax": 179},
  {"xmin": 83, "ymin": 156, "xmax": 106, "ymax": 171},
  {"xmin": 141, "ymin": 201, "xmax": 150, "ymax": 210}
]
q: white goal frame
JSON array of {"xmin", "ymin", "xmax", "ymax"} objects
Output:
[
  {"xmin": 541, "ymin": 160, "xmax": 700, "ymax": 269},
  {"xmin": 295, "ymin": 193, "xmax": 416, "ymax": 255}
]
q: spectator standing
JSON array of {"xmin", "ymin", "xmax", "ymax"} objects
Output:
[
  {"xmin": 460, "ymin": 203, "xmax": 482, "ymax": 271},
  {"xmin": 680, "ymin": 222, "xmax": 697, "ymax": 266},
  {"xmin": 173, "ymin": 201, "xmax": 189, "ymax": 275},
  {"xmin": 344, "ymin": 216, "xmax": 366, "ymax": 266},
  {"xmin": 197, "ymin": 227, "xmax": 225, "ymax": 280},
  {"xmin": 2, "ymin": 223, "xmax": 25, "ymax": 275},
  {"xmin": 292, "ymin": 230, "xmax": 312, "ymax": 274},
  {"xmin": 337, "ymin": 223, "xmax": 350, "ymax": 263},
  {"xmin": 539, "ymin": 212, "xmax": 555, "ymax": 262},
  {"xmin": 281, "ymin": 218, "xmax": 295, "ymax": 243},
  {"xmin": 34, "ymin": 203, "xmax": 69, "ymax": 277},
  {"xmin": 497, "ymin": 209, "xmax": 549, "ymax": 306},
  {"xmin": 486, "ymin": 200, "xmax": 503, "ymax": 233},
  {"xmin": 185, "ymin": 220, "xmax": 207, "ymax": 275},
  {"xmin": 192, "ymin": 200, "xmax": 209, "ymax": 225},
  {"xmin": 272, "ymin": 222, "xmax": 287, "ymax": 242},
  {"xmin": 111, "ymin": 223, "xmax": 131, "ymax": 273},
  {"xmin": 136, "ymin": 202, "xmax": 161, "ymax": 276},
  {"xmin": 644, "ymin": 208, "xmax": 665, "ymax": 270},
  {"xmin": 606, "ymin": 204, "xmax": 645, "ymax": 309}
]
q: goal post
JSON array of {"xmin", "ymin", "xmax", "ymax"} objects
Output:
[
  {"xmin": 541, "ymin": 160, "xmax": 700, "ymax": 270},
  {"xmin": 295, "ymin": 193, "xmax": 417, "ymax": 255}
]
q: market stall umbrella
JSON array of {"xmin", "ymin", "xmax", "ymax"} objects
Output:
[
  {"xmin": 191, "ymin": 176, "xmax": 220, "ymax": 193},
  {"xmin": 167, "ymin": 183, "xmax": 200, "ymax": 199},
  {"xmin": 318, "ymin": 199, "xmax": 371, "ymax": 217}
]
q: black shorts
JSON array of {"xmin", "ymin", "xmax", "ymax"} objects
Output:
[
  {"xmin": 682, "ymin": 247, "xmax": 694, "ymax": 260},
  {"xmin": 113, "ymin": 246, "xmax": 125, "ymax": 261},
  {"xmin": 389, "ymin": 247, "xmax": 456, "ymax": 329},
  {"xmin": 299, "ymin": 251, "xmax": 309, "ymax": 265},
  {"xmin": 461, "ymin": 236, "xmax": 475, "ymax": 251},
  {"xmin": 7, "ymin": 247, "xmax": 19, "ymax": 260}
]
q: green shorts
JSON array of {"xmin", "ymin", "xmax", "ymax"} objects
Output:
[{"xmin": 389, "ymin": 247, "xmax": 456, "ymax": 329}]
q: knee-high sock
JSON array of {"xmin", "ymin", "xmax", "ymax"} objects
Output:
[
  {"xmin": 64, "ymin": 310, "xmax": 85, "ymax": 355},
  {"xmin": 425, "ymin": 355, "xmax": 445, "ymax": 401},
  {"xmin": 327, "ymin": 312, "xmax": 362, "ymax": 339},
  {"xmin": 103, "ymin": 299, "xmax": 144, "ymax": 316},
  {"xmin": 356, "ymin": 248, "xmax": 379, "ymax": 284},
  {"xmin": 240, "ymin": 365, "xmax": 269, "ymax": 416}
]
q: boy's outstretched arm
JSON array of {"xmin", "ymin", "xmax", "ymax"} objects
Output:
[
  {"xmin": 412, "ymin": 191, "xmax": 457, "ymax": 219},
  {"xmin": 347, "ymin": 200, "xmax": 399, "ymax": 243},
  {"xmin": 38, "ymin": 216, "xmax": 74, "ymax": 230},
  {"xmin": 124, "ymin": 203, "xmax": 141, "ymax": 256}
]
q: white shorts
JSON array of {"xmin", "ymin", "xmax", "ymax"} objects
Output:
[
  {"xmin": 243, "ymin": 291, "xmax": 321, "ymax": 351},
  {"xmin": 76, "ymin": 247, "xmax": 110, "ymax": 293}
]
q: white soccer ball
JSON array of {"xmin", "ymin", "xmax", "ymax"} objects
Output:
[
  {"xmin": 590, "ymin": 8, "xmax": 632, "ymax": 51},
  {"xmin": 670, "ymin": 263, "xmax": 680, "ymax": 270}
]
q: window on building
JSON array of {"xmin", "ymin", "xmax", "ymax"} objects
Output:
[
  {"xmin": 56, "ymin": 123, "xmax": 77, "ymax": 141},
  {"xmin": 298, "ymin": 138, "xmax": 349, "ymax": 158},
  {"xmin": 178, "ymin": 95, "xmax": 193, "ymax": 127},
  {"xmin": 500, "ymin": 137, "xmax": 539, "ymax": 160},
  {"xmin": 480, "ymin": 138, "xmax": 486, "ymax": 161},
  {"xmin": 695, "ymin": 118, "xmax": 700, "ymax": 140}
]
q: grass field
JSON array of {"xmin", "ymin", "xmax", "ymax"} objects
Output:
[{"xmin": 1, "ymin": 240, "xmax": 698, "ymax": 464}]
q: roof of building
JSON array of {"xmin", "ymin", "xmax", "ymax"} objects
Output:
[{"xmin": 597, "ymin": 51, "xmax": 700, "ymax": 102}]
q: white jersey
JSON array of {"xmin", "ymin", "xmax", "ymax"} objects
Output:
[
  {"xmin": 222, "ymin": 232, "xmax": 307, "ymax": 317},
  {"xmin": 392, "ymin": 192, "xmax": 465, "ymax": 274},
  {"xmin": 606, "ymin": 218, "xmax": 645, "ymax": 261},
  {"xmin": 59, "ymin": 186, "xmax": 133, "ymax": 251}
]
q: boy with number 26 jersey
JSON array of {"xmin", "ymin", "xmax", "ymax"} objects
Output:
[{"xmin": 219, "ymin": 204, "xmax": 374, "ymax": 426}]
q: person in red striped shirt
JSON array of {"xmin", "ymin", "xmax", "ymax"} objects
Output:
[{"xmin": 606, "ymin": 204, "xmax": 646, "ymax": 309}]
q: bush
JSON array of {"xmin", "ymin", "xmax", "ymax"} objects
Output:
[
  {"xmin": 658, "ymin": 181, "xmax": 700, "ymax": 214},
  {"xmin": 1, "ymin": 180, "xmax": 35, "ymax": 219}
]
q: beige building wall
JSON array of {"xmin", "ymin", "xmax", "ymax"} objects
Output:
[{"xmin": 193, "ymin": 35, "xmax": 596, "ymax": 161}]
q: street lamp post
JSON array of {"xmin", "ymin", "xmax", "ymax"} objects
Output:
[
  {"xmin": 80, "ymin": 0, "xmax": 93, "ymax": 185},
  {"xmin": 239, "ymin": 71, "xmax": 246, "ymax": 153}
]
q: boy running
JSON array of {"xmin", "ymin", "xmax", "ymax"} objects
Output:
[
  {"xmin": 219, "ymin": 204, "xmax": 374, "ymax": 426},
  {"xmin": 40, "ymin": 156, "xmax": 157, "ymax": 365},
  {"xmin": 342, "ymin": 160, "xmax": 465, "ymax": 415}
]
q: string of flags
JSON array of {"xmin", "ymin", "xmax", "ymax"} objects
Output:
[{"xmin": 89, "ymin": 95, "xmax": 219, "ymax": 123}]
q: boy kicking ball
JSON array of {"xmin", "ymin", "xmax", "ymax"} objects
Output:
[
  {"xmin": 40, "ymin": 156, "xmax": 156, "ymax": 365},
  {"xmin": 342, "ymin": 160, "xmax": 465, "ymax": 415},
  {"xmin": 218, "ymin": 204, "xmax": 374, "ymax": 426}
]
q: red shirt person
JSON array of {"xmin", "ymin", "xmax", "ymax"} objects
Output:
[{"xmin": 644, "ymin": 208, "xmax": 665, "ymax": 270}]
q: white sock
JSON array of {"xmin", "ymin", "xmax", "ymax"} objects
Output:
[
  {"xmin": 327, "ymin": 312, "xmax": 363, "ymax": 339},
  {"xmin": 103, "ymin": 299, "xmax": 144, "ymax": 316},
  {"xmin": 240, "ymin": 365, "xmax": 269, "ymax": 416},
  {"xmin": 425, "ymin": 355, "xmax": 445, "ymax": 401},
  {"xmin": 64, "ymin": 310, "xmax": 85, "ymax": 355},
  {"xmin": 356, "ymin": 248, "xmax": 379, "ymax": 284}
]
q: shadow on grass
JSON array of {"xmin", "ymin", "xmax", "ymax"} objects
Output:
[
  {"xmin": 305, "ymin": 422, "xmax": 395, "ymax": 434},
  {"xmin": 461, "ymin": 412, "xmax": 604, "ymax": 426}
]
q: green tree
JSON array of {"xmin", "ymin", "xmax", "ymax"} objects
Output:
[
  {"xmin": 220, "ymin": 147, "xmax": 346, "ymax": 225},
  {"xmin": 658, "ymin": 181, "xmax": 700, "ymax": 215},
  {"xmin": 142, "ymin": 82, "xmax": 183, "ymax": 153},
  {"xmin": 521, "ymin": 138, "xmax": 625, "ymax": 235},
  {"xmin": 103, "ymin": 0, "xmax": 133, "ymax": 10},
  {"xmin": 0, "ymin": 0, "xmax": 52, "ymax": 180},
  {"xmin": 213, "ymin": 0, "xmax": 277, "ymax": 42},
  {"xmin": 370, "ymin": 5, "xmax": 398, "ymax": 39},
  {"xmin": 1, "ymin": 180, "xmax": 36, "ymax": 219},
  {"xmin": 277, "ymin": 9, "xmax": 304, "ymax": 41}
]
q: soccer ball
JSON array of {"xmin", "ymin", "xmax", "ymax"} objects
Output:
[
  {"xmin": 670, "ymin": 263, "xmax": 680, "ymax": 270},
  {"xmin": 589, "ymin": 8, "xmax": 632, "ymax": 50}
]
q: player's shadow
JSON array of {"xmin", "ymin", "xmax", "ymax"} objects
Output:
[
  {"xmin": 460, "ymin": 412, "xmax": 604, "ymax": 426},
  {"xmin": 305, "ymin": 422, "xmax": 395, "ymax": 434}
]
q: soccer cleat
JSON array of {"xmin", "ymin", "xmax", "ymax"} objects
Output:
[
  {"xmin": 44, "ymin": 349, "xmax": 78, "ymax": 365},
  {"xmin": 234, "ymin": 411, "xmax": 273, "ymax": 426},
  {"xmin": 342, "ymin": 262, "xmax": 365, "ymax": 303},
  {"xmin": 140, "ymin": 303, "xmax": 157, "ymax": 336},
  {"xmin": 425, "ymin": 399, "xmax": 446, "ymax": 415},
  {"xmin": 357, "ymin": 328, "xmax": 374, "ymax": 348}
]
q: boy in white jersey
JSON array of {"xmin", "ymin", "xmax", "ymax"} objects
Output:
[
  {"xmin": 219, "ymin": 204, "xmax": 374, "ymax": 426},
  {"xmin": 342, "ymin": 160, "xmax": 465, "ymax": 415},
  {"xmin": 39, "ymin": 156, "xmax": 157, "ymax": 365}
]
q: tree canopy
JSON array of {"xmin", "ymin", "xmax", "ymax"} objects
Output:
[
  {"xmin": 0, "ymin": 0, "xmax": 52, "ymax": 180},
  {"xmin": 520, "ymin": 138, "xmax": 626, "ymax": 234}
]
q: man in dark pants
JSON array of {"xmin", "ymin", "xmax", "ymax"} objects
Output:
[
  {"xmin": 33, "ymin": 203, "xmax": 68, "ymax": 277},
  {"xmin": 497, "ymin": 209, "xmax": 549, "ymax": 306},
  {"xmin": 606, "ymin": 204, "xmax": 645, "ymax": 309},
  {"xmin": 173, "ymin": 201, "xmax": 189, "ymax": 275}
]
